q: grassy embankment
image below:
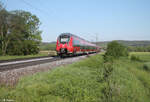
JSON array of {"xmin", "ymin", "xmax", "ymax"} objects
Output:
[
  {"xmin": 0, "ymin": 52, "xmax": 150, "ymax": 102},
  {"xmin": 0, "ymin": 51, "xmax": 56, "ymax": 61}
]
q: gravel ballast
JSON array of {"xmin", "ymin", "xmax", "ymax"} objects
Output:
[{"xmin": 0, "ymin": 56, "xmax": 87, "ymax": 86}]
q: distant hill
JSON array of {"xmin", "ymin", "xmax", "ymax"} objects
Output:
[
  {"xmin": 40, "ymin": 40, "xmax": 150, "ymax": 50},
  {"xmin": 96, "ymin": 40, "xmax": 150, "ymax": 48}
]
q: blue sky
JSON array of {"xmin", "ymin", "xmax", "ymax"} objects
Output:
[{"xmin": 2, "ymin": 0, "xmax": 150, "ymax": 42}]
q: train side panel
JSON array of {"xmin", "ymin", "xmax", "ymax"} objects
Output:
[
  {"xmin": 72, "ymin": 36, "xmax": 98, "ymax": 54},
  {"xmin": 56, "ymin": 33, "xmax": 100, "ymax": 57}
]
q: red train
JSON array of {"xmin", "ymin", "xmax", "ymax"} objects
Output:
[{"xmin": 56, "ymin": 33, "xmax": 100, "ymax": 57}]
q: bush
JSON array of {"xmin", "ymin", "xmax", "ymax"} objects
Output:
[
  {"xmin": 7, "ymin": 40, "xmax": 40, "ymax": 55},
  {"xmin": 143, "ymin": 62, "xmax": 150, "ymax": 72},
  {"xmin": 130, "ymin": 55, "xmax": 141, "ymax": 62},
  {"xmin": 103, "ymin": 55, "xmax": 115, "ymax": 63},
  {"xmin": 104, "ymin": 41, "xmax": 128, "ymax": 62}
]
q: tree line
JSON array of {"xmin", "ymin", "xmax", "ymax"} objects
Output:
[
  {"xmin": 128, "ymin": 46, "xmax": 150, "ymax": 52},
  {"xmin": 0, "ymin": 2, "xmax": 42, "ymax": 55}
]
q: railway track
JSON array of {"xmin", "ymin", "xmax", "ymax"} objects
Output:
[
  {"xmin": 0, "ymin": 56, "xmax": 61, "ymax": 72},
  {"xmin": 0, "ymin": 53, "xmax": 95, "ymax": 72}
]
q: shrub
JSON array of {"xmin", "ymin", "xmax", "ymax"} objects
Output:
[
  {"xmin": 130, "ymin": 55, "xmax": 141, "ymax": 62},
  {"xmin": 143, "ymin": 62, "xmax": 150, "ymax": 72},
  {"xmin": 104, "ymin": 41, "xmax": 128, "ymax": 62},
  {"xmin": 103, "ymin": 55, "xmax": 115, "ymax": 63}
]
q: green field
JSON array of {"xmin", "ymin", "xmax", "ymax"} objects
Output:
[
  {"xmin": 39, "ymin": 43, "xmax": 56, "ymax": 51},
  {"xmin": 0, "ymin": 52, "xmax": 150, "ymax": 102},
  {"xmin": 0, "ymin": 51, "xmax": 57, "ymax": 61},
  {"xmin": 0, "ymin": 54, "xmax": 47, "ymax": 61},
  {"xmin": 130, "ymin": 52, "xmax": 150, "ymax": 62}
]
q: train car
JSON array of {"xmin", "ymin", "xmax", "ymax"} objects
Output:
[{"xmin": 56, "ymin": 33, "xmax": 100, "ymax": 57}]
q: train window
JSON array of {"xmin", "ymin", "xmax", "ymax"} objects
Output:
[
  {"xmin": 60, "ymin": 35, "xmax": 70, "ymax": 44},
  {"xmin": 61, "ymin": 38, "xmax": 69, "ymax": 42},
  {"xmin": 73, "ymin": 37, "xmax": 80, "ymax": 46}
]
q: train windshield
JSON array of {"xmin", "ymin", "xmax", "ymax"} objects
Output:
[{"xmin": 60, "ymin": 35, "xmax": 70, "ymax": 44}]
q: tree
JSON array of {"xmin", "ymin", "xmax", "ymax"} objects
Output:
[
  {"xmin": 0, "ymin": 5, "xmax": 12, "ymax": 55},
  {"xmin": 104, "ymin": 41, "xmax": 128, "ymax": 62},
  {"xmin": 0, "ymin": 5, "xmax": 42, "ymax": 55},
  {"xmin": 7, "ymin": 10, "xmax": 42, "ymax": 55},
  {"xmin": 0, "ymin": 2, "xmax": 2, "ymax": 55},
  {"xmin": 0, "ymin": 2, "xmax": 2, "ymax": 10}
]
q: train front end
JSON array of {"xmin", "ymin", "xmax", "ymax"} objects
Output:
[{"xmin": 56, "ymin": 33, "xmax": 73, "ymax": 57}]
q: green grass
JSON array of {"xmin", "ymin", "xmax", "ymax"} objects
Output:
[
  {"xmin": 1, "ymin": 52, "xmax": 150, "ymax": 102},
  {"xmin": 130, "ymin": 52, "xmax": 150, "ymax": 62},
  {"xmin": 0, "ymin": 54, "xmax": 47, "ymax": 61},
  {"xmin": 0, "ymin": 51, "xmax": 57, "ymax": 61},
  {"xmin": 40, "ymin": 43, "xmax": 56, "ymax": 51},
  {"xmin": 0, "ymin": 52, "xmax": 51, "ymax": 61}
]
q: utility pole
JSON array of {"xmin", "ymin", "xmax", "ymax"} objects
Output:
[{"xmin": 95, "ymin": 33, "xmax": 98, "ymax": 45}]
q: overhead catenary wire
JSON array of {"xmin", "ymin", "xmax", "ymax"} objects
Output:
[
  {"xmin": 3, "ymin": 0, "xmax": 64, "ymax": 25},
  {"xmin": 19, "ymin": 0, "xmax": 52, "ymax": 17},
  {"xmin": 81, "ymin": 33, "xmax": 99, "ymax": 43},
  {"xmin": 18, "ymin": 0, "xmax": 65, "ymax": 25}
]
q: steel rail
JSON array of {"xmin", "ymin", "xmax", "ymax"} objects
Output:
[{"xmin": 0, "ymin": 57, "xmax": 61, "ymax": 72}]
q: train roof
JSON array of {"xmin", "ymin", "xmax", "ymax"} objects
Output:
[
  {"xmin": 59, "ymin": 33, "xmax": 100, "ymax": 47},
  {"xmin": 59, "ymin": 33, "xmax": 78, "ymax": 38},
  {"xmin": 59, "ymin": 33, "xmax": 90, "ymax": 42}
]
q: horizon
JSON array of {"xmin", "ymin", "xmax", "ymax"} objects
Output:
[{"xmin": 1, "ymin": 0, "xmax": 150, "ymax": 42}]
